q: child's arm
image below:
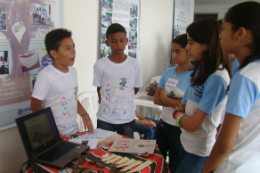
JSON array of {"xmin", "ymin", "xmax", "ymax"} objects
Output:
[
  {"xmin": 201, "ymin": 113, "xmax": 242, "ymax": 173},
  {"xmin": 77, "ymin": 100, "xmax": 94, "ymax": 133},
  {"xmin": 30, "ymin": 97, "xmax": 43, "ymax": 112},
  {"xmin": 154, "ymin": 88, "xmax": 170, "ymax": 107},
  {"xmin": 97, "ymin": 87, "xmax": 101, "ymax": 104},
  {"xmin": 134, "ymin": 87, "xmax": 139, "ymax": 95},
  {"xmin": 135, "ymin": 111, "xmax": 155, "ymax": 128},
  {"xmin": 159, "ymin": 87, "xmax": 182, "ymax": 108}
]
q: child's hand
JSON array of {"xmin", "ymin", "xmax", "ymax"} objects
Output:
[
  {"xmin": 160, "ymin": 87, "xmax": 167, "ymax": 101},
  {"xmin": 143, "ymin": 119, "xmax": 156, "ymax": 128},
  {"xmin": 82, "ymin": 113, "xmax": 94, "ymax": 133},
  {"xmin": 58, "ymin": 130, "xmax": 66, "ymax": 140}
]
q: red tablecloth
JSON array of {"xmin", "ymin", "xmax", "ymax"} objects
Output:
[{"xmin": 26, "ymin": 132, "xmax": 169, "ymax": 173}]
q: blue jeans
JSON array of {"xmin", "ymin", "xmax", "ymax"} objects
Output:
[
  {"xmin": 134, "ymin": 118, "xmax": 159, "ymax": 139},
  {"xmin": 97, "ymin": 119, "xmax": 135, "ymax": 138},
  {"xmin": 154, "ymin": 119, "xmax": 181, "ymax": 173},
  {"xmin": 176, "ymin": 144, "xmax": 209, "ymax": 173}
]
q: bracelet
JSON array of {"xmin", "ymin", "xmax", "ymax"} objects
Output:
[
  {"xmin": 173, "ymin": 110, "xmax": 181, "ymax": 118},
  {"xmin": 174, "ymin": 112, "xmax": 185, "ymax": 120},
  {"xmin": 176, "ymin": 114, "xmax": 185, "ymax": 127}
]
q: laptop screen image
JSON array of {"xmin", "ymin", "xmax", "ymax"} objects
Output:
[
  {"xmin": 16, "ymin": 107, "xmax": 60, "ymax": 158},
  {"xmin": 24, "ymin": 112, "xmax": 55, "ymax": 150}
]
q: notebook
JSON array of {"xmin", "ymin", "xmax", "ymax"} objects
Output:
[{"xmin": 15, "ymin": 107, "xmax": 89, "ymax": 169}]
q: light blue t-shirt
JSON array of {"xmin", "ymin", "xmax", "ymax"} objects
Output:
[
  {"xmin": 231, "ymin": 58, "xmax": 240, "ymax": 76},
  {"xmin": 216, "ymin": 60, "xmax": 260, "ymax": 173},
  {"xmin": 158, "ymin": 65, "xmax": 192, "ymax": 126},
  {"xmin": 181, "ymin": 66, "xmax": 230, "ymax": 156}
]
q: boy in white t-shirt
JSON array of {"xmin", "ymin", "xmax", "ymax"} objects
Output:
[
  {"xmin": 31, "ymin": 28, "xmax": 94, "ymax": 139},
  {"xmin": 93, "ymin": 23, "xmax": 142, "ymax": 138}
]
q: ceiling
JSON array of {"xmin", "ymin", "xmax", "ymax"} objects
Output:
[{"xmin": 195, "ymin": 0, "xmax": 259, "ymax": 5}]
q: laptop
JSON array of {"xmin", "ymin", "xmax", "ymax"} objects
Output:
[{"xmin": 16, "ymin": 107, "xmax": 89, "ymax": 169}]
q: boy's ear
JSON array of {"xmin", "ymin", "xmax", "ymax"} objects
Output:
[
  {"xmin": 105, "ymin": 40, "xmax": 109, "ymax": 47},
  {"xmin": 50, "ymin": 50, "xmax": 58, "ymax": 59}
]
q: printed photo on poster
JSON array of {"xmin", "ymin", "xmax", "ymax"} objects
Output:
[
  {"xmin": 0, "ymin": 51, "xmax": 9, "ymax": 75},
  {"xmin": 128, "ymin": 50, "xmax": 136, "ymax": 58},
  {"xmin": 19, "ymin": 49, "xmax": 40, "ymax": 72},
  {"xmin": 130, "ymin": 17, "xmax": 137, "ymax": 31},
  {"xmin": 101, "ymin": 27, "xmax": 107, "ymax": 44},
  {"xmin": 129, "ymin": 31, "xmax": 137, "ymax": 46},
  {"xmin": 101, "ymin": 11, "xmax": 112, "ymax": 28},
  {"xmin": 101, "ymin": 0, "xmax": 113, "ymax": 12},
  {"xmin": 40, "ymin": 49, "xmax": 52, "ymax": 67},
  {"xmin": 30, "ymin": 3, "xmax": 51, "ymax": 26},
  {"xmin": 173, "ymin": 0, "xmax": 190, "ymax": 38},
  {"xmin": 29, "ymin": 74, "xmax": 37, "ymax": 94},
  {"xmin": 130, "ymin": 3, "xmax": 138, "ymax": 18},
  {"xmin": 101, "ymin": 44, "xmax": 111, "ymax": 58},
  {"xmin": 0, "ymin": 7, "xmax": 7, "ymax": 32}
]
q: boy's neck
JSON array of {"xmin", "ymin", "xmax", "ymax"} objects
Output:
[
  {"xmin": 108, "ymin": 53, "xmax": 127, "ymax": 63},
  {"xmin": 52, "ymin": 62, "xmax": 69, "ymax": 73}
]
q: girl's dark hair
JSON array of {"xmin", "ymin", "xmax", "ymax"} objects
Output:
[
  {"xmin": 186, "ymin": 17, "xmax": 231, "ymax": 86},
  {"xmin": 224, "ymin": 1, "xmax": 260, "ymax": 69},
  {"xmin": 172, "ymin": 34, "xmax": 188, "ymax": 49}
]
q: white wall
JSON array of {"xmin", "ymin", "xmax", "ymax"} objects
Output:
[
  {"xmin": 0, "ymin": 0, "xmax": 194, "ymax": 172},
  {"xmin": 195, "ymin": 4, "xmax": 232, "ymax": 19}
]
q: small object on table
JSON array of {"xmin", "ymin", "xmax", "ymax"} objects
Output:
[
  {"xmin": 97, "ymin": 170, "xmax": 104, "ymax": 173},
  {"xmin": 117, "ymin": 171, "xmax": 126, "ymax": 173},
  {"xmin": 82, "ymin": 140, "xmax": 89, "ymax": 145},
  {"xmin": 101, "ymin": 145, "xmax": 109, "ymax": 150},
  {"xmin": 110, "ymin": 163, "xmax": 118, "ymax": 173},
  {"xmin": 73, "ymin": 160, "xmax": 88, "ymax": 173},
  {"xmin": 88, "ymin": 158, "xmax": 98, "ymax": 165},
  {"xmin": 77, "ymin": 154, "xmax": 86, "ymax": 165},
  {"xmin": 81, "ymin": 167, "xmax": 93, "ymax": 173},
  {"xmin": 96, "ymin": 162, "xmax": 105, "ymax": 168},
  {"xmin": 70, "ymin": 134, "xmax": 79, "ymax": 138}
]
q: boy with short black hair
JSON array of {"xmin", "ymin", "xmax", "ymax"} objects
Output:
[
  {"xmin": 31, "ymin": 28, "xmax": 94, "ymax": 139},
  {"xmin": 93, "ymin": 23, "xmax": 142, "ymax": 138}
]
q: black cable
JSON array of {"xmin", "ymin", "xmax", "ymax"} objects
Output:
[{"xmin": 20, "ymin": 161, "xmax": 28, "ymax": 173}]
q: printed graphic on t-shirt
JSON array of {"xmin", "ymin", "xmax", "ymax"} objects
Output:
[
  {"xmin": 168, "ymin": 91, "xmax": 176, "ymax": 98},
  {"xmin": 101, "ymin": 84, "xmax": 115, "ymax": 100},
  {"xmin": 74, "ymin": 86, "xmax": 78, "ymax": 97},
  {"xmin": 54, "ymin": 97, "xmax": 76, "ymax": 117},
  {"xmin": 119, "ymin": 77, "xmax": 127, "ymax": 90},
  {"xmin": 193, "ymin": 84, "xmax": 204, "ymax": 98}
]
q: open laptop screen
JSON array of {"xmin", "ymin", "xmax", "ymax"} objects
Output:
[
  {"xmin": 24, "ymin": 112, "xmax": 55, "ymax": 150},
  {"xmin": 16, "ymin": 107, "xmax": 60, "ymax": 158}
]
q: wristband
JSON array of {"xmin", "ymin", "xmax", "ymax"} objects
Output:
[
  {"xmin": 176, "ymin": 114, "xmax": 185, "ymax": 127},
  {"xmin": 174, "ymin": 112, "xmax": 185, "ymax": 120},
  {"xmin": 173, "ymin": 110, "xmax": 181, "ymax": 118}
]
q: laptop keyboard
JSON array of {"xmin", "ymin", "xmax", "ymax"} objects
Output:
[{"xmin": 36, "ymin": 141, "xmax": 77, "ymax": 162}]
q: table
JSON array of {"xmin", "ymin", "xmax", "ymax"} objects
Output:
[
  {"xmin": 135, "ymin": 92, "xmax": 162, "ymax": 119},
  {"xmin": 26, "ymin": 132, "xmax": 169, "ymax": 173}
]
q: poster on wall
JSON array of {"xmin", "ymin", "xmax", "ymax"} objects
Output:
[
  {"xmin": 173, "ymin": 0, "xmax": 191, "ymax": 38},
  {"xmin": 100, "ymin": 0, "xmax": 140, "ymax": 59},
  {"xmin": 0, "ymin": 0, "xmax": 62, "ymax": 130}
]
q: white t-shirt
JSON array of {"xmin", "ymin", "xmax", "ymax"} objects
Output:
[
  {"xmin": 181, "ymin": 65, "xmax": 230, "ymax": 157},
  {"xmin": 215, "ymin": 60, "xmax": 260, "ymax": 173},
  {"xmin": 93, "ymin": 56, "xmax": 142, "ymax": 124},
  {"xmin": 157, "ymin": 66, "xmax": 192, "ymax": 126},
  {"xmin": 32, "ymin": 64, "xmax": 79, "ymax": 136}
]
